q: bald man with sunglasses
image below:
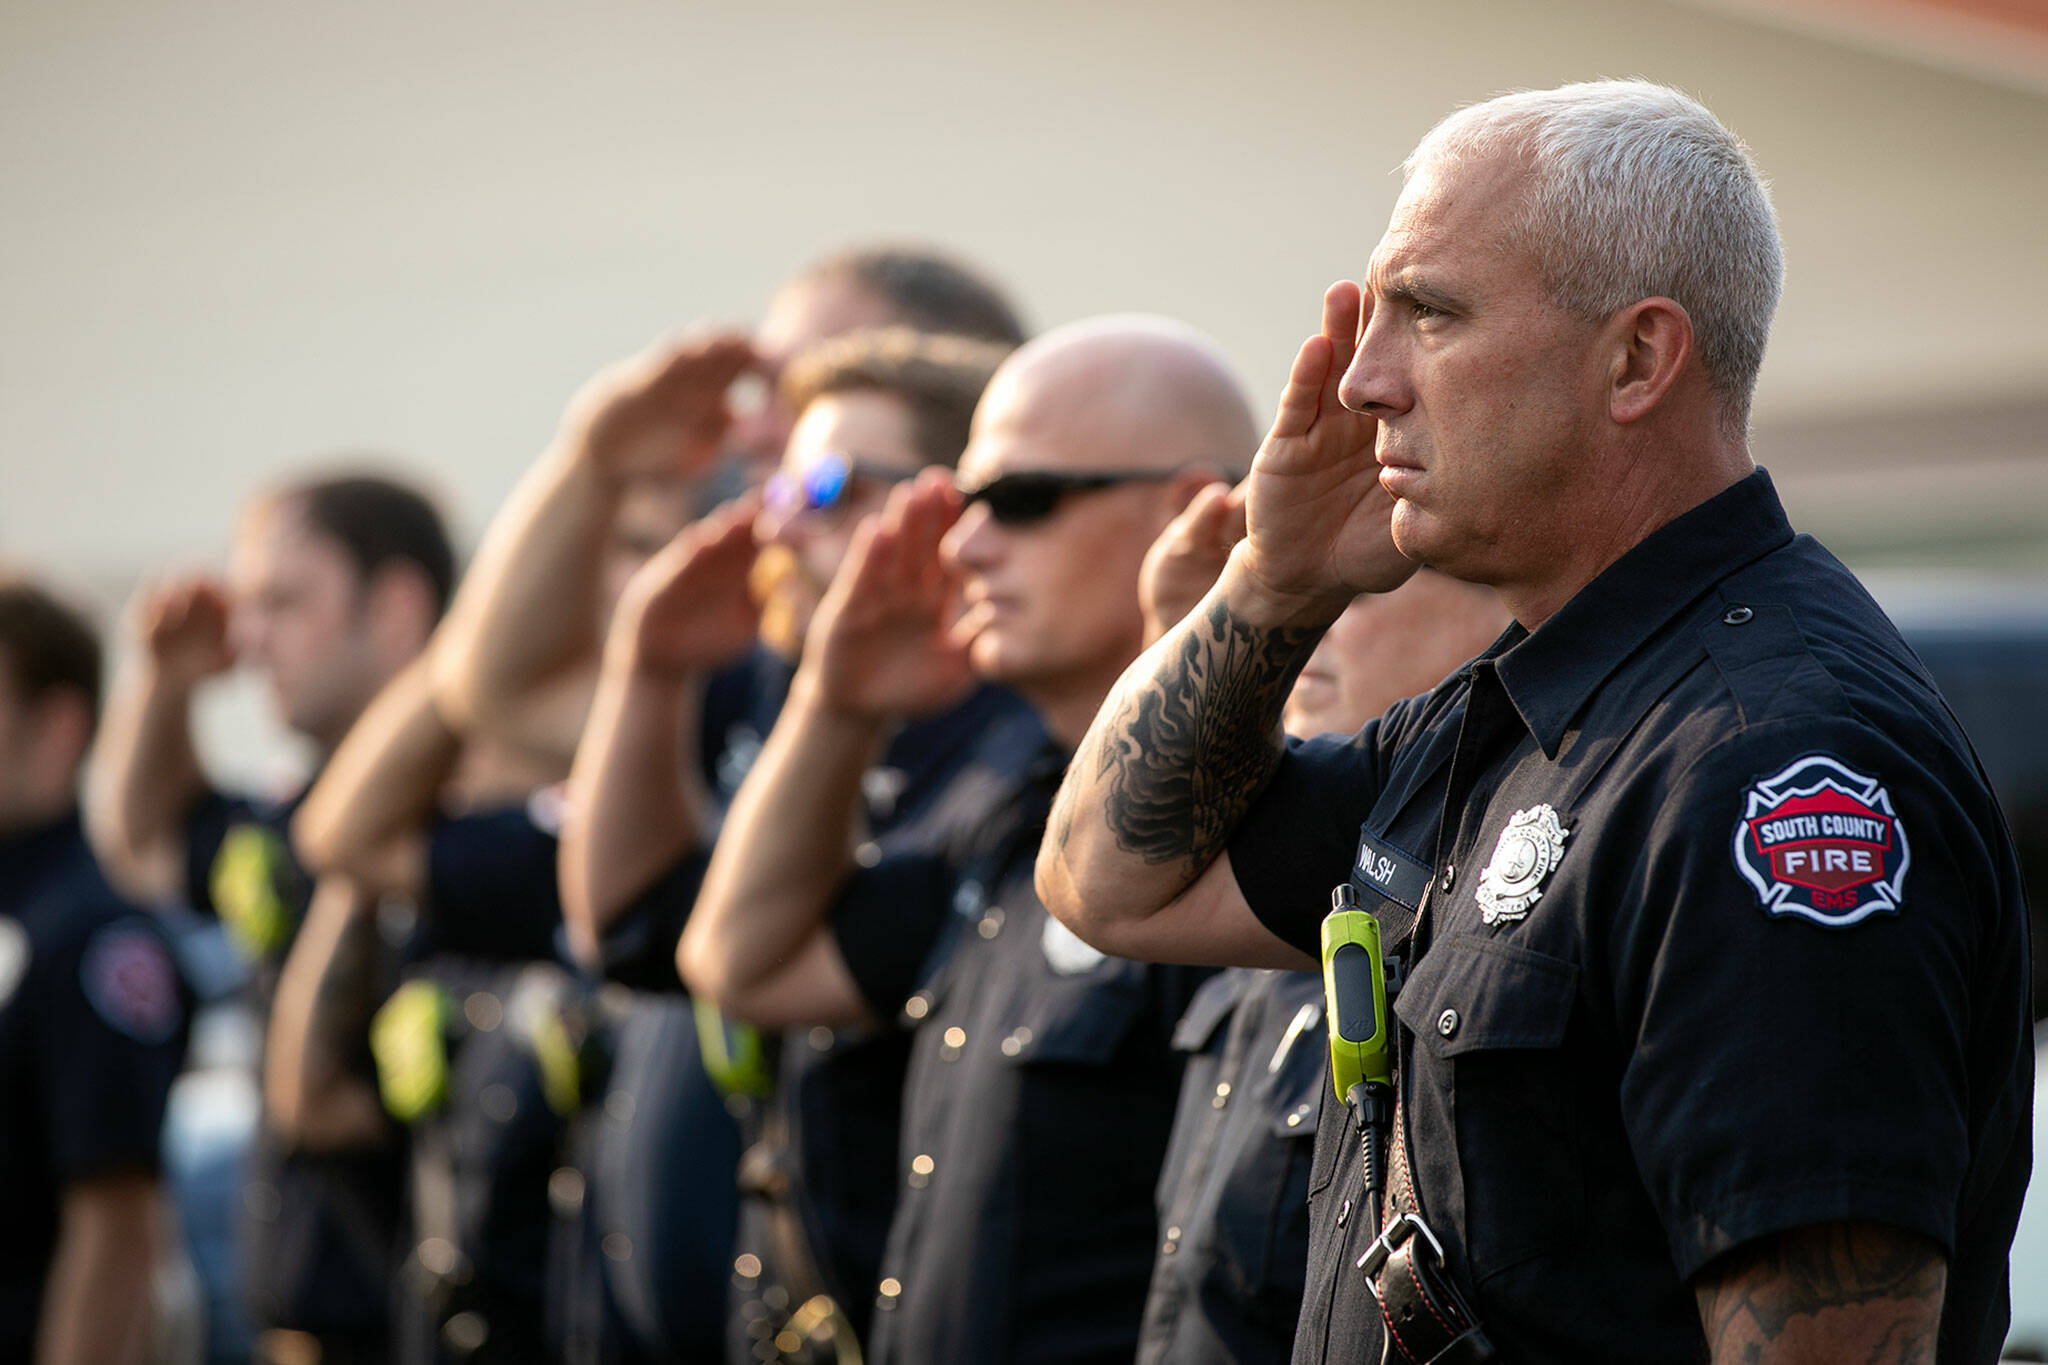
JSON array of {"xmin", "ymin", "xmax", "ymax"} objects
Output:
[{"xmin": 678, "ymin": 316, "xmax": 1257, "ymax": 1364}]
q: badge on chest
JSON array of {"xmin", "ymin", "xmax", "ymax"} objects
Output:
[{"xmin": 1474, "ymin": 804, "xmax": 1569, "ymax": 927}]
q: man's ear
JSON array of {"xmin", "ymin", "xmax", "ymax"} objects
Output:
[{"xmin": 1606, "ymin": 297, "xmax": 1694, "ymax": 426}]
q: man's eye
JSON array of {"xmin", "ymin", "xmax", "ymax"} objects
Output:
[{"xmin": 1411, "ymin": 301, "xmax": 1445, "ymax": 321}]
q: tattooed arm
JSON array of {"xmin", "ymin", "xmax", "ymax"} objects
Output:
[
  {"xmin": 1694, "ymin": 1222, "xmax": 1946, "ymax": 1364},
  {"xmin": 1036, "ymin": 281, "xmax": 1414, "ymax": 968}
]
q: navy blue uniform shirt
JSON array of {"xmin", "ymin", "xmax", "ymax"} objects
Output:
[
  {"xmin": 1138, "ymin": 968, "xmax": 1324, "ymax": 1365},
  {"xmin": 0, "ymin": 812, "xmax": 189, "ymax": 1361},
  {"xmin": 832, "ymin": 749, "xmax": 1210, "ymax": 1365},
  {"xmin": 1230, "ymin": 471, "xmax": 2033, "ymax": 1363},
  {"xmin": 596, "ymin": 647, "xmax": 1047, "ymax": 1344}
]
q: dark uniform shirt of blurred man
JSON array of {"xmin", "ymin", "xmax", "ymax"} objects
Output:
[
  {"xmin": 1041, "ymin": 80, "xmax": 2032, "ymax": 1365},
  {"xmin": 0, "ymin": 576, "xmax": 190, "ymax": 1365},
  {"xmin": 679, "ymin": 315, "xmax": 1260, "ymax": 1364},
  {"xmin": 1134, "ymin": 563, "xmax": 1506, "ymax": 1365},
  {"xmin": 88, "ymin": 472, "xmax": 454, "ymax": 1361}
]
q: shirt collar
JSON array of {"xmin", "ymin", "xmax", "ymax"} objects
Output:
[{"xmin": 1492, "ymin": 467, "xmax": 1795, "ymax": 758}]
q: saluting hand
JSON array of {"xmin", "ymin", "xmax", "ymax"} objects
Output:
[
  {"xmin": 611, "ymin": 495, "xmax": 762, "ymax": 678},
  {"xmin": 1237, "ymin": 281, "xmax": 1414, "ymax": 619},
  {"xmin": 136, "ymin": 574, "xmax": 235, "ymax": 686},
  {"xmin": 558, "ymin": 330, "xmax": 757, "ymax": 482},
  {"xmin": 1139, "ymin": 480, "xmax": 1246, "ymax": 645},
  {"xmin": 802, "ymin": 470, "xmax": 977, "ymax": 721}
]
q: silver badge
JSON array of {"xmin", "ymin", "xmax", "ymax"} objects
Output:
[{"xmin": 1475, "ymin": 805, "xmax": 1568, "ymax": 926}]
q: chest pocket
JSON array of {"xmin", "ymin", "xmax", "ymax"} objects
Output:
[{"xmin": 1393, "ymin": 933, "xmax": 1584, "ymax": 1276}]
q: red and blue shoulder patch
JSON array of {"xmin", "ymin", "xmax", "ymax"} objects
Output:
[{"xmin": 1733, "ymin": 754, "xmax": 1909, "ymax": 928}]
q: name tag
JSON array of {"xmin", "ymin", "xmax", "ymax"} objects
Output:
[{"xmin": 1353, "ymin": 828, "xmax": 1432, "ymax": 912}]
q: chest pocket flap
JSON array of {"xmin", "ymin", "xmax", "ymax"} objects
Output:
[{"xmin": 1394, "ymin": 933, "xmax": 1577, "ymax": 1059}]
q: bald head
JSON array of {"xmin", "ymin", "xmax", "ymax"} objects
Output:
[
  {"xmin": 945, "ymin": 316, "xmax": 1254, "ymax": 744},
  {"xmin": 973, "ymin": 315, "xmax": 1256, "ymax": 477}
]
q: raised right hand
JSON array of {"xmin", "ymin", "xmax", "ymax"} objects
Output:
[
  {"xmin": 136, "ymin": 576, "xmax": 234, "ymax": 686},
  {"xmin": 1139, "ymin": 480, "xmax": 1245, "ymax": 645},
  {"xmin": 612, "ymin": 496, "xmax": 762, "ymax": 678},
  {"xmin": 1236, "ymin": 281, "xmax": 1416, "ymax": 619},
  {"xmin": 803, "ymin": 471, "xmax": 978, "ymax": 720},
  {"xmin": 558, "ymin": 331, "xmax": 757, "ymax": 482}
]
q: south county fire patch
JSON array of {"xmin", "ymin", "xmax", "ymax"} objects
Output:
[{"xmin": 1733, "ymin": 754, "xmax": 1910, "ymax": 928}]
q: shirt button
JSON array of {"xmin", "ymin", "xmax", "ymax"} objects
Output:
[
  {"xmin": 1337, "ymin": 1198, "xmax": 1351, "ymax": 1227},
  {"xmin": 908, "ymin": 1154, "xmax": 935, "ymax": 1189},
  {"xmin": 903, "ymin": 993, "xmax": 932, "ymax": 1021},
  {"xmin": 854, "ymin": 840, "xmax": 882, "ymax": 868},
  {"xmin": 877, "ymin": 1277, "xmax": 902, "ymax": 1310},
  {"xmin": 977, "ymin": 908, "xmax": 1005, "ymax": 940},
  {"xmin": 1723, "ymin": 604, "xmax": 1754, "ymax": 625},
  {"xmin": 941, "ymin": 1026, "xmax": 966, "ymax": 1060},
  {"xmin": 1286, "ymin": 1105, "xmax": 1309, "ymax": 1127},
  {"xmin": 1211, "ymin": 1081, "xmax": 1232, "ymax": 1110},
  {"xmin": 1437, "ymin": 1008, "xmax": 1461, "ymax": 1038},
  {"xmin": 807, "ymin": 1026, "xmax": 834, "ymax": 1052},
  {"xmin": 1440, "ymin": 862, "xmax": 1455, "ymax": 892},
  {"xmin": 1000, "ymin": 1027, "xmax": 1032, "ymax": 1057},
  {"xmin": 1161, "ymin": 1225, "xmax": 1181, "ymax": 1254}
]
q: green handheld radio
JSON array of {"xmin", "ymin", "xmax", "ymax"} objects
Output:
[{"xmin": 1322, "ymin": 882, "xmax": 1394, "ymax": 1227}]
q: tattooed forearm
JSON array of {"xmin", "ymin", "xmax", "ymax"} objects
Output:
[
  {"xmin": 1695, "ymin": 1222, "xmax": 1945, "ymax": 1364},
  {"xmin": 1092, "ymin": 597, "xmax": 1322, "ymax": 869}
]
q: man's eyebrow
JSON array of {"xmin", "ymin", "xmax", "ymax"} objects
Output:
[{"xmin": 1377, "ymin": 272, "xmax": 1469, "ymax": 314}]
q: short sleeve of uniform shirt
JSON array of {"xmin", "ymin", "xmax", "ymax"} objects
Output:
[
  {"xmin": 40, "ymin": 913, "xmax": 187, "ymax": 1183},
  {"xmin": 1229, "ymin": 718, "xmax": 1405, "ymax": 956},
  {"xmin": 1603, "ymin": 712, "xmax": 2024, "ymax": 1279},
  {"xmin": 827, "ymin": 853, "xmax": 957, "ymax": 1023}
]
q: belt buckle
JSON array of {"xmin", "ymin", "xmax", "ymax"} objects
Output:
[{"xmin": 1356, "ymin": 1212, "xmax": 1446, "ymax": 1281}]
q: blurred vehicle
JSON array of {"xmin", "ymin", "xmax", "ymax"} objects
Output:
[{"xmin": 1880, "ymin": 581, "xmax": 2048, "ymax": 1357}]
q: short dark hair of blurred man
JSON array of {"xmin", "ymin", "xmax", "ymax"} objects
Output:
[
  {"xmin": 0, "ymin": 574, "xmax": 190, "ymax": 1365},
  {"xmin": 678, "ymin": 315, "xmax": 1256, "ymax": 1363}
]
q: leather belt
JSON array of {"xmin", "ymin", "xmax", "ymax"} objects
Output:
[{"xmin": 1358, "ymin": 1214, "xmax": 1496, "ymax": 1364}]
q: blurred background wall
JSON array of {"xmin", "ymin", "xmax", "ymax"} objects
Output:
[{"xmin": 4, "ymin": 0, "xmax": 2045, "ymax": 780}]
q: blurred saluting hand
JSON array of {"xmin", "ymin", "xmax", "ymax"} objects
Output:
[
  {"xmin": 802, "ymin": 469, "xmax": 977, "ymax": 720},
  {"xmin": 557, "ymin": 330, "xmax": 757, "ymax": 481},
  {"xmin": 136, "ymin": 575, "xmax": 235, "ymax": 685},
  {"xmin": 1139, "ymin": 480, "xmax": 1246, "ymax": 645},
  {"xmin": 610, "ymin": 494, "xmax": 762, "ymax": 678}
]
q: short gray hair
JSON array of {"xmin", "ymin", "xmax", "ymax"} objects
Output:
[{"xmin": 1407, "ymin": 80, "xmax": 1784, "ymax": 431}]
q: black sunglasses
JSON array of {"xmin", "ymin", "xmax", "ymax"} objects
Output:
[{"xmin": 956, "ymin": 468, "xmax": 1180, "ymax": 527}]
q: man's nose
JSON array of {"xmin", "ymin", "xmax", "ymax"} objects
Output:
[
  {"xmin": 1338, "ymin": 305, "xmax": 1411, "ymax": 419},
  {"xmin": 940, "ymin": 501, "xmax": 998, "ymax": 574}
]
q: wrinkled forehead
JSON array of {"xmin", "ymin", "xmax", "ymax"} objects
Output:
[{"xmin": 1368, "ymin": 151, "xmax": 1533, "ymax": 286}]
